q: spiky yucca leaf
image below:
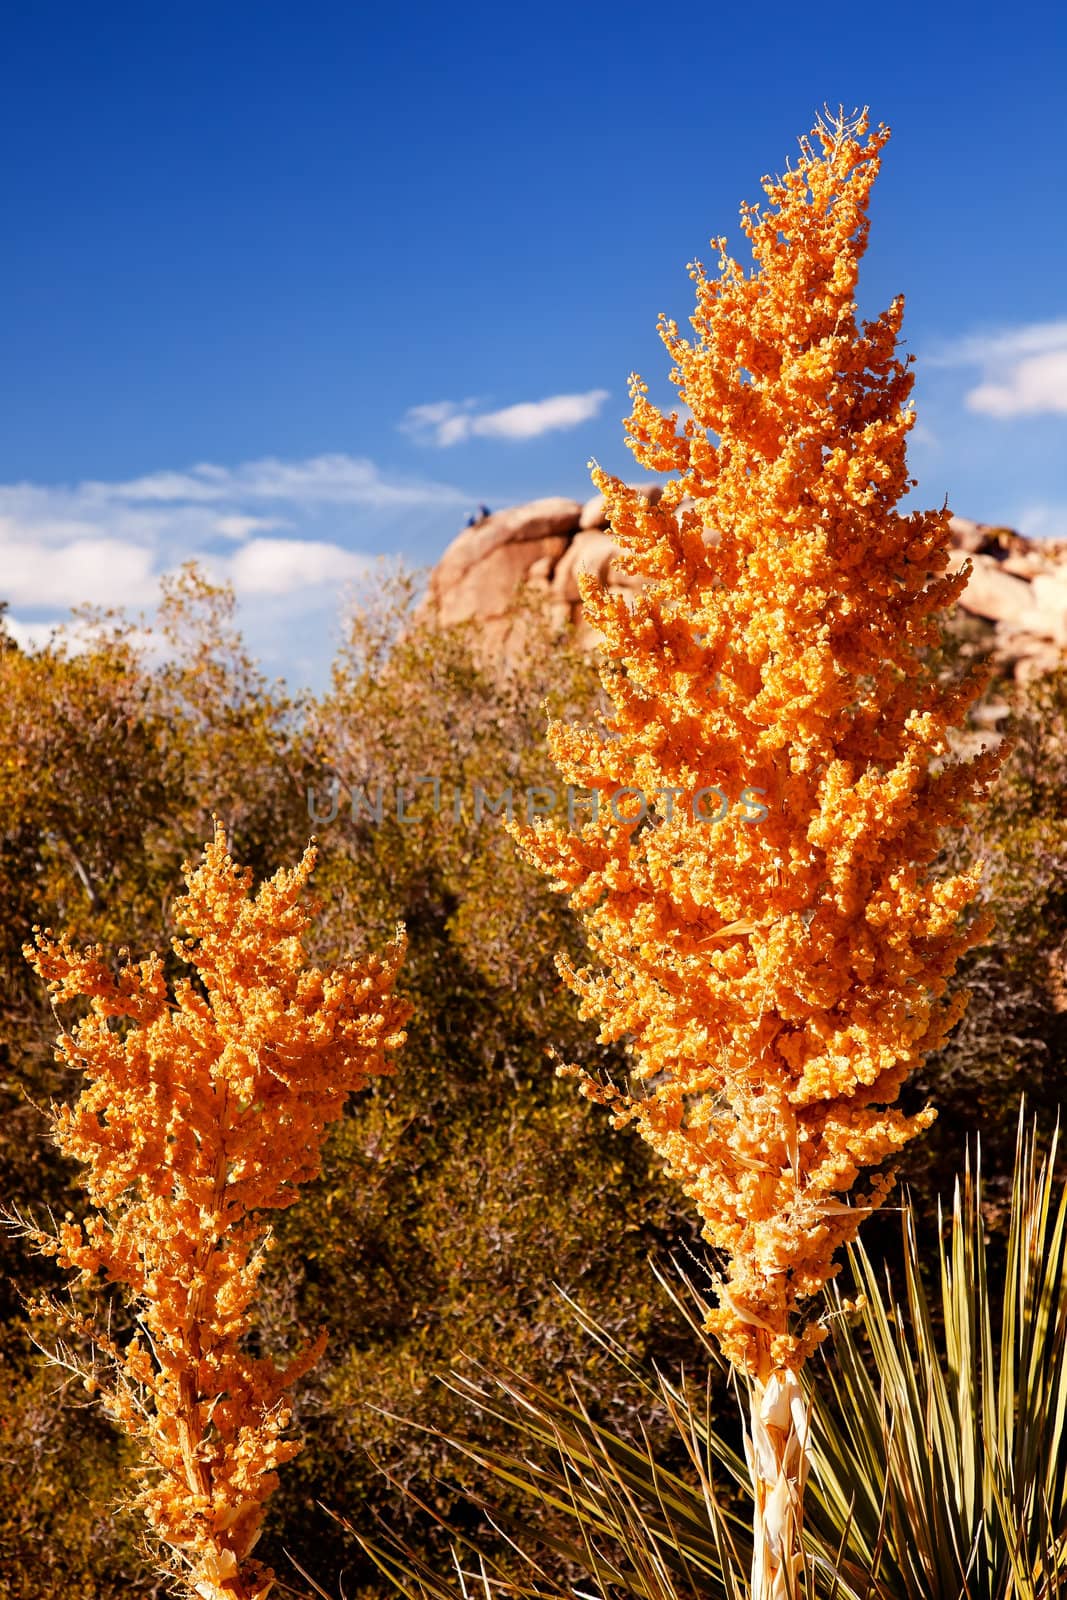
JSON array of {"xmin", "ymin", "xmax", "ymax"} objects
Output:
[
  {"xmin": 332, "ymin": 1112, "xmax": 1067, "ymax": 1600},
  {"xmin": 804, "ymin": 1109, "xmax": 1067, "ymax": 1600},
  {"xmin": 332, "ymin": 1308, "xmax": 755, "ymax": 1600}
]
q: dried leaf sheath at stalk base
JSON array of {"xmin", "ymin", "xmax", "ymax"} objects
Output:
[
  {"xmin": 19, "ymin": 823, "xmax": 410, "ymax": 1600},
  {"xmin": 510, "ymin": 108, "xmax": 1005, "ymax": 1385}
]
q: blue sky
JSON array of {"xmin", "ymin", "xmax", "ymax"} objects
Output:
[{"xmin": 2, "ymin": 0, "xmax": 1065, "ymax": 688}]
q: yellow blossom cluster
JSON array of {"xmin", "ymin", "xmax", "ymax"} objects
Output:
[
  {"xmin": 22, "ymin": 823, "xmax": 409, "ymax": 1600},
  {"xmin": 512, "ymin": 112, "xmax": 1004, "ymax": 1382}
]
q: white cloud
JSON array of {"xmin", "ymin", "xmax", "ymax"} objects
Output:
[
  {"xmin": 93, "ymin": 453, "xmax": 471, "ymax": 510},
  {"xmin": 0, "ymin": 536, "xmax": 158, "ymax": 608},
  {"xmin": 3, "ymin": 615, "xmax": 72, "ymax": 652},
  {"xmin": 214, "ymin": 513, "xmax": 288, "ymax": 540},
  {"xmin": 476, "ymin": 390, "xmax": 612, "ymax": 441},
  {"xmin": 929, "ymin": 320, "xmax": 1067, "ymax": 366},
  {"xmin": 1, "ymin": 613, "xmax": 158, "ymax": 659},
  {"xmin": 927, "ymin": 319, "xmax": 1067, "ymax": 418},
  {"xmin": 0, "ymin": 451, "xmax": 472, "ymax": 688},
  {"xmin": 227, "ymin": 537, "xmax": 373, "ymax": 595},
  {"xmin": 0, "ymin": 452, "xmax": 467, "ymax": 612},
  {"xmin": 967, "ymin": 350, "xmax": 1067, "ymax": 418},
  {"xmin": 401, "ymin": 389, "xmax": 611, "ymax": 447},
  {"xmin": 401, "ymin": 400, "xmax": 477, "ymax": 442}
]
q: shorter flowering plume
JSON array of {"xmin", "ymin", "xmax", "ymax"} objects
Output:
[{"xmin": 17, "ymin": 824, "xmax": 409, "ymax": 1600}]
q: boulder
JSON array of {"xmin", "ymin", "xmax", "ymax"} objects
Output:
[
  {"xmin": 949, "ymin": 516, "xmax": 988, "ymax": 554},
  {"xmin": 470, "ymin": 615, "xmax": 514, "ymax": 659},
  {"xmin": 524, "ymin": 554, "xmax": 558, "ymax": 588},
  {"xmin": 428, "ymin": 497, "xmax": 582, "ymax": 604},
  {"xmin": 1017, "ymin": 649, "xmax": 1067, "ymax": 683},
  {"xmin": 949, "ymin": 551, "xmax": 1033, "ymax": 625},
  {"xmin": 435, "ymin": 535, "xmax": 569, "ymax": 627},
  {"xmin": 552, "ymin": 531, "xmax": 624, "ymax": 603},
  {"xmin": 424, "ymin": 493, "xmax": 1067, "ymax": 686},
  {"xmin": 579, "ymin": 494, "xmax": 610, "ymax": 530},
  {"xmin": 1025, "ymin": 572, "xmax": 1067, "ymax": 645},
  {"xmin": 949, "ymin": 516, "xmax": 1031, "ymax": 560},
  {"xmin": 1003, "ymin": 552, "xmax": 1056, "ymax": 579},
  {"xmin": 572, "ymin": 612, "xmax": 606, "ymax": 651}
]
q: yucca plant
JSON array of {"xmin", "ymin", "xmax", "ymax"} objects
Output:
[
  {"xmin": 334, "ymin": 1110, "xmax": 1067, "ymax": 1600},
  {"xmin": 806, "ymin": 1109, "xmax": 1067, "ymax": 1600},
  {"xmin": 9, "ymin": 825, "xmax": 410, "ymax": 1600},
  {"xmin": 508, "ymin": 104, "xmax": 1003, "ymax": 1600}
]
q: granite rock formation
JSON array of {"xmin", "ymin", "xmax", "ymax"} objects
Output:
[{"xmin": 422, "ymin": 492, "xmax": 1067, "ymax": 686}]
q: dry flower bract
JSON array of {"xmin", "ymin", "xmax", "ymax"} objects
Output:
[
  {"xmin": 510, "ymin": 107, "xmax": 1005, "ymax": 1599},
  {"xmin": 19, "ymin": 823, "xmax": 409, "ymax": 1600}
]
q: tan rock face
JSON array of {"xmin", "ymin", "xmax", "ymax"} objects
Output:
[
  {"xmin": 552, "ymin": 531, "xmax": 623, "ymax": 603},
  {"xmin": 579, "ymin": 494, "xmax": 610, "ymax": 530},
  {"xmin": 425, "ymin": 498, "xmax": 581, "ymax": 609},
  {"xmin": 1003, "ymin": 551, "xmax": 1056, "ymax": 579},
  {"xmin": 424, "ymin": 495, "xmax": 1066, "ymax": 683},
  {"xmin": 435, "ymin": 535, "xmax": 569, "ymax": 627},
  {"xmin": 948, "ymin": 516, "xmax": 987, "ymax": 554},
  {"xmin": 948, "ymin": 551, "xmax": 1033, "ymax": 624},
  {"xmin": 1027, "ymin": 573, "xmax": 1067, "ymax": 646}
]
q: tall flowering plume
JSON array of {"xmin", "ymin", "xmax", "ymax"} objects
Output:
[
  {"xmin": 512, "ymin": 110, "xmax": 1004, "ymax": 1598},
  {"xmin": 18, "ymin": 825, "xmax": 409, "ymax": 1600}
]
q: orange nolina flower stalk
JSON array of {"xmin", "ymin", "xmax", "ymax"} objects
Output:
[
  {"xmin": 512, "ymin": 109, "xmax": 1004, "ymax": 1599},
  {"xmin": 19, "ymin": 824, "xmax": 409, "ymax": 1600}
]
